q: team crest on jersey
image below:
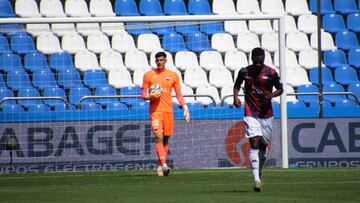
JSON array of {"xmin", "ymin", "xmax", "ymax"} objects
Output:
[
  {"xmin": 165, "ymin": 77, "xmax": 171, "ymax": 81},
  {"xmin": 262, "ymin": 76, "xmax": 269, "ymax": 79}
]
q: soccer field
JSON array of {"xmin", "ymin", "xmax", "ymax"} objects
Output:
[{"xmin": 0, "ymin": 168, "xmax": 359, "ymax": 203}]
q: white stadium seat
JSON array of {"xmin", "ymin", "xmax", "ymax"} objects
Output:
[
  {"xmin": 273, "ymin": 84, "xmax": 298, "ymax": 103},
  {"xmin": 133, "ymin": 67, "xmax": 151, "ymax": 87},
  {"xmin": 89, "ymin": 0, "xmax": 115, "ymax": 17},
  {"xmin": 101, "ymin": 23, "xmax": 126, "ymax": 36},
  {"xmin": 74, "ymin": 50, "xmax": 102, "ymax": 71},
  {"xmin": 27, "ymin": 24, "xmax": 52, "ymax": 37},
  {"xmin": 286, "ymin": 32, "xmax": 311, "ymax": 52},
  {"xmin": 124, "ymin": 50, "xmax": 151, "ymax": 71},
  {"xmin": 274, "ymin": 49, "xmax": 299, "ymax": 68},
  {"xmin": 184, "ymin": 67, "xmax": 209, "ymax": 88},
  {"xmin": 37, "ymin": 33, "xmax": 62, "ymax": 54},
  {"xmin": 261, "ymin": 0, "xmax": 286, "ymax": 14},
  {"xmin": 172, "ymin": 85, "xmax": 196, "ymax": 104},
  {"xmin": 112, "ymin": 32, "xmax": 137, "ymax": 53},
  {"xmin": 52, "ymin": 23, "xmax": 77, "ymax": 37},
  {"xmin": 61, "ymin": 33, "xmax": 87, "ymax": 54},
  {"xmin": 310, "ymin": 31, "xmax": 337, "ymax": 51},
  {"xmin": 221, "ymin": 85, "xmax": 245, "ymax": 105},
  {"xmin": 108, "ymin": 69, "xmax": 134, "ymax": 88},
  {"xmin": 286, "ymin": 0, "xmax": 311, "ymax": 16},
  {"xmin": 65, "ymin": 0, "xmax": 91, "ymax": 17},
  {"xmin": 237, "ymin": 32, "xmax": 260, "ymax": 53},
  {"xmin": 211, "ymin": 33, "xmax": 236, "ymax": 53},
  {"xmin": 87, "ymin": 33, "xmax": 112, "ymax": 54},
  {"xmin": 261, "ymin": 32, "xmax": 279, "ymax": 53},
  {"xmin": 40, "ymin": 0, "xmax": 66, "ymax": 17},
  {"xmin": 298, "ymin": 14, "xmax": 317, "ymax": 34},
  {"xmin": 199, "ymin": 51, "xmax": 225, "ymax": 71},
  {"xmin": 273, "ymin": 15, "xmax": 298, "ymax": 33},
  {"xmin": 137, "ymin": 33, "xmax": 163, "ymax": 54},
  {"xmin": 237, "ymin": 0, "xmax": 261, "ymax": 14},
  {"xmin": 196, "ymin": 84, "xmax": 221, "ymax": 105},
  {"xmin": 286, "ymin": 66, "xmax": 312, "ymax": 87},
  {"xmin": 212, "ymin": 0, "xmax": 237, "ymax": 15},
  {"xmin": 224, "ymin": 50, "xmax": 248, "ymax": 71},
  {"xmin": 299, "ymin": 49, "xmax": 325, "ymax": 70},
  {"xmin": 209, "ymin": 67, "xmax": 233, "ymax": 88},
  {"xmin": 248, "ymin": 20, "xmax": 274, "ymax": 34},
  {"xmin": 15, "ymin": 0, "xmax": 41, "ymax": 17},
  {"xmin": 224, "ymin": 21, "xmax": 249, "ymax": 35},
  {"xmin": 76, "ymin": 23, "xmax": 101, "ymax": 36},
  {"xmin": 175, "ymin": 51, "xmax": 200, "ymax": 71},
  {"xmin": 100, "ymin": 50, "xmax": 126, "ymax": 72}
]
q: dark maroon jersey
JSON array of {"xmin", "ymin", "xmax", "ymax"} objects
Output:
[{"xmin": 234, "ymin": 65, "xmax": 283, "ymax": 118}]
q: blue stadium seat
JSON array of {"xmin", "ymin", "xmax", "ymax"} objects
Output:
[
  {"xmin": 348, "ymin": 48, "xmax": 360, "ymax": 69},
  {"xmin": 309, "ymin": 100, "xmax": 332, "ymax": 108},
  {"xmin": 17, "ymin": 88, "xmax": 43, "ymax": 107},
  {"xmin": 94, "ymin": 86, "xmax": 119, "ymax": 106},
  {"xmin": 151, "ymin": 22, "xmax": 174, "ymax": 35},
  {"xmin": 27, "ymin": 104, "xmax": 51, "ymax": 112},
  {"xmin": 54, "ymin": 103, "xmax": 77, "ymax": 111},
  {"xmin": 347, "ymin": 13, "xmax": 360, "ymax": 32},
  {"xmin": 310, "ymin": 0, "xmax": 335, "ymax": 14},
  {"xmin": 80, "ymin": 102, "xmax": 102, "ymax": 111},
  {"xmin": 335, "ymin": 99, "xmax": 357, "ymax": 107},
  {"xmin": 69, "ymin": 87, "xmax": 93, "ymax": 106},
  {"xmin": 322, "ymin": 14, "xmax": 346, "ymax": 33},
  {"xmin": 162, "ymin": 32, "xmax": 187, "ymax": 53},
  {"xmin": 32, "ymin": 69, "xmax": 58, "ymax": 90},
  {"xmin": 188, "ymin": 0, "xmax": 212, "ymax": 15},
  {"xmin": 6, "ymin": 69, "xmax": 33, "ymax": 90},
  {"xmin": 287, "ymin": 101, "xmax": 306, "ymax": 109},
  {"xmin": 1, "ymin": 104, "xmax": 24, "ymax": 112},
  {"xmin": 323, "ymin": 83, "xmax": 347, "ymax": 103},
  {"xmin": 0, "ymin": 34, "xmax": 11, "ymax": 54},
  {"xmin": 119, "ymin": 86, "xmax": 142, "ymax": 106},
  {"xmin": 348, "ymin": 82, "xmax": 360, "ymax": 102},
  {"xmin": 130, "ymin": 100, "xmax": 149, "ymax": 109},
  {"xmin": 106, "ymin": 102, "xmax": 129, "ymax": 110},
  {"xmin": 0, "ymin": 0, "xmax": 16, "ymax": 17},
  {"xmin": 164, "ymin": 0, "xmax": 188, "ymax": 15},
  {"xmin": 0, "ymin": 53, "xmax": 24, "ymax": 73},
  {"xmin": 10, "ymin": 33, "xmax": 36, "ymax": 54},
  {"xmin": 334, "ymin": 0, "xmax": 358, "ymax": 14},
  {"xmin": 139, "ymin": 0, "xmax": 164, "ymax": 16},
  {"xmin": 334, "ymin": 65, "xmax": 359, "ymax": 85},
  {"xmin": 187, "ymin": 32, "xmax": 212, "ymax": 52},
  {"xmin": 0, "ymin": 87, "xmax": 15, "ymax": 105},
  {"xmin": 43, "ymin": 87, "xmax": 67, "ymax": 106},
  {"xmin": 335, "ymin": 31, "xmax": 359, "ymax": 50},
  {"xmin": 323, "ymin": 49, "xmax": 348, "ymax": 69},
  {"xmin": 0, "ymin": 73, "xmax": 6, "ymax": 88},
  {"xmin": 200, "ymin": 22, "xmax": 224, "ymax": 35},
  {"xmin": 0, "ymin": 24, "xmax": 26, "ymax": 36},
  {"xmin": 126, "ymin": 22, "xmax": 152, "ymax": 35},
  {"xmin": 24, "ymin": 52, "xmax": 50, "ymax": 72},
  {"xmin": 309, "ymin": 67, "xmax": 335, "ymax": 85},
  {"xmin": 83, "ymin": 70, "xmax": 109, "ymax": 89},
  {"xmin": 57, "ymin": 68, "xmax": 83, "ymax": 89},
  {"xmin": 175, "ymin": 22, "xmax": 199, "ymax": 35},
  {"xmin": 297, "ymin": 84, "xmax": 319, "ymax": 103},
  {"xmin": 187, "ymin": 102, "xmax": 205, "ymax": 110},
  {"xmin": 115, "ymin": 0, "xmax": 140, "ymax": 16},
  {"xmin": 50, "ymin": 52, "xmax": 76, "ymax": 71}
]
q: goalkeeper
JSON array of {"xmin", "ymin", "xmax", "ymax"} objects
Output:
[{"xmin": 141, "ymin": 51, "xmax": 190, "ymax": 177}]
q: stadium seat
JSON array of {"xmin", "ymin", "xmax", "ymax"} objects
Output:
[
  {"xmin": 177, "ymin": 85, "xmax": 196, "ymax": 104},
  {"xmin": 139, "ymin": 0, "xmax": 164, "ymax": 16},
  {"xmin": 211, "ymin": 33, "xmax": 236, "ymax": 53},
  {"xmin": 69, "ymin": 87, "xmax": 93, "ymax": 105},
  {"xmin": 7, "ymin": 69, "xmax": 32, "ymax": 90},
  {"xmin": 299, "ymin": 49, "xmax": 324, "ymax": 70},
  {"xmin": 15, "ymin": 0, "xmax": 41, "ymax": 17},
  {"xmin": 286, "ymin": 32, "xmax": 311, "ymax": 52},
  {"xmin": 10, "ymin": 33, "xmax": 36, "ymax": 54},
  {"xmin": 209, "ymin": 67, "xmax": 233, "ymax": 88},
  {"xmin": 0, "ymin": 73, "xmax": 5, "ymax": 88},
  {"xmin": 261, "ymin": 32, "xmax": 278, "ymax": 53},
  {"xmin": 124, "ymin": 50, "xmax": 151, "ymax": 71},
  {"xmin": 87, "ymin": 33, "xmax": 112, "ymax": 54},
  {"xmin": 261, "ymin": 0, "xmax": 285, "ymax": 14},
  {"xmin": 149, "ymin": 51, "xmax": 177, "ymax": 69},
  {"xmin": 89, "ymin": 0, "xmax": 115, "ymax": 16},
  {"xmin": 74, "ymin": 50, "xmax": 102, "ymax": 71},
  {"xmin": 0, "ymin": 87, "xmax": 15, "ymax": 105},
  {"xmin": 298, "ymin": 14, "xmax": 317, "ymax": 34},
  {"xmin": 347, "ymin": 13, "xmax": 360, "ymax": 32},
  {"xmin": 132, "ymin": 67, "xmax": 150, "ymax": 86},
  {"xmin": 39, "ymin": 0, "xmax": 66, "ymax": 17},
  {"xmin": 83, "ymin": 70, "xmax": 109, "ymax": 89},
  {"xmin": 27, "ymin": 104, "xmax": 51, "ymax": 112},
  {"xmin": 43, "ymin": 87, "xmax": 67, "ymax": 106},
  {"xmin": 80, "ymin": 102, "xmax": 102, "ymax": 110},
  {"xmin": 212, "ymin": 0, "xmax": 236, "ymax": 14},
  {"xmin": 224, "ymin": 50, "xmax": 248, "ymax": 71},
  {"xmin": 137, "ymin": 33, "xmax": 163, "ymax": 53},
  {"xmin": 51, "ymin": 23, "xmax": 77, "ymax": 37},
  {"xmin": 310, "ymin": 31, "xmax": 336, "ymax": 51},
  {"xmin": 106, "ymin": 102, "xmax": 129, "ymax": 110},
  {"xmin": 0, "ymin": 24, "xmax": 26, "ymax": 37},
  {"xmin": 334, "ymin": 65, "xmax": 359, "ymax": 85},
  {"xmin": 187, "ymin": 32, "xmax": 212, "ymax": 53},
  {"xmin": 57, "ymin": 68, "xmax": 84, "ymax": 89},
  {"xmin": 61, "ymin": 33, "xmax": 87, "ymax": 54},
  {"xmin": 348, "ymin": 48, "xmax": 360, "ymax": 69},
  {"xmin": 196, "ymin": 84, "xmax": 221, "ymax": 105},
  {"xmin": 199, "ymin": 50, "xmax": 224, "ymax": 71},
  {"xmin": 309, "ymin": 0, "xmax": 335, "ymax": 14},
  {"xmin": 115, "ymin": 0, "xmax": 140, "ymax": 16},
  {"xmin": 309, "ymin": 100, "xmax": 332, "ymax": 108},
  {"xmin": 323, "ymin": 83, "xmax": 347, "ymax": 103},
  {"xmin": 236, "ymin": 0, "xmax": 261, "ymax": 14},
  {"xmin": 248, "ymin": 20, "xmax": 273, "ymax": 34},
  {"xmin": 53, "ymin": 103, "xmax": 77, "ymax": 111},
  {"xmin": 151, "ymin": 22, "xmax": 174, "ymax": 36},
  {"xmin": 17, "ymin": 88, "xmax": 43, "ymax": 107},
  {"xmin": 125, "ymin": 22, "xmax": 152, "ymax": 35},
  {"xmin": 335, "ymin": 99, "xmax": 357, "ymax": 107},
  {"xmin": 237, "ymin": 32, "xmax": 260, "ymax": 53},
  {"xmin": 164, "ymin": 0, "xmax": 188, "ymax": 15},
  {"xmin": 0, "ymin": 53, "xmax": 24, "ymax": 73},
  {"xmin": 297, "ymin": 84, "xmax": 319, "ymax": 104},
  {"xmin": 175, "ymin": 22, "xmax": 199, "ymax": 35},
  {"xmin": 49, "ymin": 52, "xmax": 76, "ymax": 71},
  {"xmin": 184, "ymin": 67, "xmax": 208, "ymax": 88},
  {"xmin": 174, "ymin": 51, "xmax": 200, "ymax": 71},
  {"xmin": 335, "ymin": 31, "xmax": 360, "ymax": 51},
  {"xmin": 32, "ymin": 69, "xmax": 58, "ymax": 90},
  {"xmin": 94, "ymin": 86, "xmax": 119, "ymax": 106},
  {"xmin": 221, "ymin": 85, "xmax": 243, "ymax": 106},
  {"xmin": 348, "ymin": 82, "xmax": 360, "ymax": 103},
  {"xmin": 286, "ymin": 66, "xmax": 312, "ymax": 87},
  {"xmin": 162, "ymin": 32, "xmax": 187, "ymax": 53},
  {"xmin": 274, "ymin": 49, "xmax": 299, "ymax": 68},
  {"xmin": 224, "ymin": 21, "xmax": 248, "ymax": 35},
  {"xmin": 1, "ymin": 104, "xmax": 24, "ymax": 112},
  {"xmin": 65, "ymin": 0, "xmax": 91, "ymax": 17},
  {"xmin": 76, "ymin": 23, "xmax": 102, "ymax": 36},
  {"xmin": 273, "ymin": 15, "xmax": 298, "ymax": 33},
  {"xmin": 285, "ymin": 0, "xmax": 311, "ymax": 16},
  {"xmin": 287, "ymin": 101, "xmax": 307, "ymax": 109},
  {"xmin": 200, "ymin": 22, "xmax": 224, "ymax": 35},
  {"xmin": 323, "ymin": 49, "xmax": 348, "ymax": 69},
  {"xmin": 101, "ymin": 23, "xmax": 126, "ymax": 36},
  {"xmin": 334, "ymin": 0, "xmax": 358, "ymax": 14},
  {"xmin": 100, "ymin": 50, "xmax": 126, "ymax": 72},
  {"xmin": 322, "ymin": 14, "xmax": 347, "ymax": 33},
  {"xmin": 112, "ymin": 32, "xmax": 137, "ymax": 53},
  {"xmin": 0, "ymin": 34, "xmax": 12, "ymax": 54},
  {"xmin": 188, "ymin": 0, "xmax": 211, "ymax": 15},
  {"xmin": 108, "ymin": 69, "xmax": 134, "ymax": 88},
  {"xmin": 119, "ymin": 86, "xmax": 142, "ymax": 107},
  {"xmin": 26, "ymin": 24, "xmax": 52, "ymax": 37},
  {"xmin": 0, "ymin": 0, "xmax": 16, "ymax": 17},
  {"xmin": 36, "ymin": 33, "xmax": 62, "ymax": 54},
  {"xmin": 273, "ymin": 84, "xmax": 298, "ymax": 103},
  {"xmin": 309, "ymin": 67, "xmax": 335, "ymax": 85}
]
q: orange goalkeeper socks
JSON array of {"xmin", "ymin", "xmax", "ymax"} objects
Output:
[{"xmin": 156, "ymin": 143, "xmax": 166, "ymax": 166}]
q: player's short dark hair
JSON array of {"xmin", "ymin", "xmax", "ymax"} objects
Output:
[
  {"xmin": 155, "ymin": 51, "xmax": 167, "ymax": 59},
  {"xmin": 251, "ymin": 47, "xmax": 265, "ymax": 57}
]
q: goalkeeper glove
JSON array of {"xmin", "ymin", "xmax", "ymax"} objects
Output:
[{"xmin": 183, "ymin": 105, "xmax": 190, "ymax": 122}]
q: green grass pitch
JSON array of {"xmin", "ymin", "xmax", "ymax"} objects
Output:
[{"xmin": 0, "ymin": 168, "xmax": 359, "ymax": 203}]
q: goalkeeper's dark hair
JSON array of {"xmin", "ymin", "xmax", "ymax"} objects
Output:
[
  {"xmin": 251, "ymin": 47, "xmax": 265, "ymax": 57},
  {"xmin": 155, "ymin": 51, "xmax": 167, "ymax": 59}
]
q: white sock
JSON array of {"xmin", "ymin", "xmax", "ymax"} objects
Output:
[
  {"xmin": 259, "ymin": 150, "xmax": 267, "ymax": 178},
  {"xmin": 249, "ymin": 148, "xmax": 260, "ymax": 182}
]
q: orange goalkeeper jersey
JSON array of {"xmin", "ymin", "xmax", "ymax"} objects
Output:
[{"xmin": 142, "ymin": 68, "xmax": 183, "ymax": 113}]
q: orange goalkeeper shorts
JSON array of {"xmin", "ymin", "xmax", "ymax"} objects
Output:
[{"xmin": 150, "ymin": 111, "xmax": 174, "ymax": 136}]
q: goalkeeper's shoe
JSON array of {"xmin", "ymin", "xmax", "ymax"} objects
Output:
[
  {"xmin": 253, "ymin": 180, "xmax": 263, "ymax": 192},
  {"xmin": 162, "ymin": 166, "xmax": 171, "ymax": 176},
  {"xmin": 156, "ymin": 166, "xmax": 164, "ymax": 177}
]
